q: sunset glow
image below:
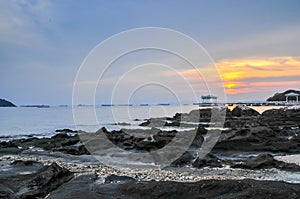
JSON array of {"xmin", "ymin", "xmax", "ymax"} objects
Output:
[
  {"xmin": 217, "ymin": 56, "xmax": 300, "ymax": 94},
  {"xmin": 177, "ymin": 56, "xmax": 300, "ymax": 96}
]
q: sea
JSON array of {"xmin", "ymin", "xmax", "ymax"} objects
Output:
[
  {"xmin": 3, "ymin": 105, "xmax": 300, "ymax": 183},
  {"xmin": 0, "ymin": 105, "xmax": 283, "ymax": 139}
]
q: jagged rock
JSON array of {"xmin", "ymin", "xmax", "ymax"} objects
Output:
[
  {"xmin": 105, "ymin": 174, "xmax": 135, "ymax": 184},
  {"xmin": 17, "ymin": 162, "xmax": 73, "ymax": 198},
  {"xmin": 97, "ymin": 178, "xmax": 300, "ymax": 199},
  {"xmin": 267, "ymin": 89, "xmax": 300, "ymax": 101},
  {"xmin": 171, "ymin": 151, "xmax": 194, "ymax": 166},
  {"xmin": 0, "ymin": 162, "xmax": 73, "ymax": 199},
  {"xmin": 231, "ymin": 105, "xmax": 260, "ymax": 117},
  {"xmin": 232, "ymin": 154, "xmax": 300, "ymax": 171},
  {"xmin": 55, "ymin": 128, "xmax": 77, "ymax": 133},
  {"xmin": 192, "ymin": 154, "xmax": 224, "ymax": 168},
  {"xmin": 0, "ymin": 99, "xmax": 16, "ymax": 107},
  {"xmin": 0, "ymin": 185, "xmax": 16, "ymax": 199}
]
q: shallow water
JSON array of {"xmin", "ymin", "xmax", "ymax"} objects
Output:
[
  {"xmin": 0, "ymin": 105, "xmax": 283, "ymax": 138},
  {"xmin": 0, "ymin": 105, "xmax": 198, "ymax": 137}
]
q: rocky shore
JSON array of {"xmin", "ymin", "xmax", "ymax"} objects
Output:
[{"xmin": 1, "ymin": 105, "xmax": 300, "ymax": 198}]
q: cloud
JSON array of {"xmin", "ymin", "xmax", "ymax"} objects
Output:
[
  {"xmin": 0, "ymin": 0, "xmax": 55, "ymax": 46},
  {"xmin": 210, "ymin": 24, "xmax": 300, "ymax": 59},
  {"xmin": 173, "ymin": 56, "xmax": 300, "ymax": 96}
]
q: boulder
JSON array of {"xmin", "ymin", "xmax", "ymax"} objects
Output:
[
  {"xmin": 17, "ymin": 162, "xmax": 73, "ymax": 198},
  {"xmin": 97, "ymin": 178, "xmax": 300, "ymax": 199},
  {"xmin": 232, "ymin": 154, "xmax": 300, "ymax": 172},
  {"xmin": 171, "ymin": 151, "xmax": 194, "ymax": 166},
  {"xmin": 192, "ymin": 154, "xmax": 224, "ymax": 168},
  {"xmin": 231, "ymin": 105, "xmax": 260, "ymax": 117},
  {"xmin": 105, "ymin": 174, "xmax": 135, "ymax": 184}
]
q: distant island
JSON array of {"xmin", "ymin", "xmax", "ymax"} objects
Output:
[
  {"xmin": 267, "ymin": 89, "xmax": 300, "ymax": 101},
  {"xmin": 0, "ymin": 99, "xmax": 16, "ymax": 107},
  {"xmin": 20, "ymin": 105, "xmax": 50, "ymax": 108}
]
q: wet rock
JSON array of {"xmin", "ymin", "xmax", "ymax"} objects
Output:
[
  {"xmin": 171, "ymin": 151, "xmax": 194, "ymax": 166},
  {"xmin": 139, "ymin": 118, "xmax": 168, "ymax": 127},
  {"xmin": 0, "ymin": 185, "xmax": 16, "ymax": 199},
  {"xmin": 192, "ymin": 154, "xmax": 224, "ymax": 168},
  {"xmin": 213, "ymin": 126, "xmax": 300, "ymax": 154},
  {"xmin": 190, "ymin": 131, "xmax": 204, "ymax": 148},
  {"xmin": 262, "ymin": 108, "xmax": 285, "ymax": 118},
  {"xmin": 55, "ymin": 128, "xmax": 77, "ymax": 133},
  {"xmin": 96, "ymin": 179, "xmax": 300, "ymax": 199},
  {"xmin": 17, "ymin": 162, "xmax": 73, "ymax": 198},
  {"xmin": 0, "ymin": 162, "xmax": 73, "ymax": 199},
  {"xmin": 232, "ymin": 154, "xmax": 300, "ymax": 171},
  {"xmin": 51, "ymin": 132, "xmax": 71, "ymax": 139},
  {"xmin": 231, "ymin": 105, "xmax": 260, "ymax": 117},
  {"xmin": 56, "ymin": 144, "xmax": 90, "ymax": 155},
  {"xmin": 224, "ymin": 117, "xmax": 261, "ymax": 129},
  {"xmin": 11, "ymin": 160, "xmax": 43, "ymax": 167},
  {"xmin": 105, "ymin": 174, "xmax": 135, "ymax": 184},
  {"xmin": 47, "ymin": 174, "xmax": 99, "ymax": 199}
]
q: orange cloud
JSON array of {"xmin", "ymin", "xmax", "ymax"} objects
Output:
[
  {"xmin": 217, "ymin": 56, "xmax": 300, "ymax": 94},
  {"xmin": 175, "ymin": 56, "xmax": 300, "ymax": 95},
  {"xmin": 218, "ymin": 56, "xmax": 300, "ymax": 80}
]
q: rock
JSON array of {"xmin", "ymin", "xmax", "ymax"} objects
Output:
[
  {"xmin": 192, "ymin": 154, "xmax": 224, "ymax": 168},
  {"xmin": 0, "ymin": 162, "xmax": 73, "ymax": 198},
  {"xmin": 262, "ymin": 108, "xmax": 285, "ymax": 118},
  {"xmin": 213, "ymin": 126, "xmax": 300, "ymax": 154},
  {"xmin": 96, "ymin": 179, "xmax": 300, "ymax": 199},
  {"xmin": 231, "ymin": 105, "xmax": 260, "ymax": 117},
  {"xmin": 55, "ymin": 128, "xmax": 77, "ymax": 133},
  {"xmin": 0, "ymin": 185, "xmax": 16, "ymax": 199},
  {"xmin": 0, "ymin": 99, "xmax": 16, "ymax": 107},
  {"xmin": 224, "ymin": 117, "xmax": 261, "ymax": 129},
  {"xmin": 56, "ymin": 144, "xmax": 90, "ymax": 155},
  {"xmin": 47, "ymin": 174, "xmax": 99, "ymax": 199},
  {"xmin": 261, "ymin": 108, "xmax": 300, "ymax": 126},
  {"xmin": 267, "ymin": 89, "xmax": 300, "ymax": 101},
  {"xmin": 105, "ymin": 174, "xmax": 135, "ymax": 184},
  {"xmin": 171, "ymin": 151, "xmax": 194, "ymax": 166},
  {"xmin": 17, "ymin": 162, "xmax": 73, "ymax": 198},
  {"xmin": 139, "ymin": 118, "xmax": 167, "ymax": 127},
  {"xmin": 52, "ymin": 132, "xmax": 71, "ymax": 139},
  {"xmin": 11, "ymin": 160, "xmax": 43, "ymax": 167},
  {"xmin": 232, "ymin": 154, "xmax": 300, "ymax": 172}
]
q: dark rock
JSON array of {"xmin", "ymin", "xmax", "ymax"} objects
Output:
[
  {"xmin": 55, "ymin": 128, "xmax": 77, "ymax": 133},
  {"xmin": 0, "ymin": 185, "xmax": 16, "ymax": 199},
  {"xmin": 139, "ymin": 118, "xmax": 167, "ymax": 127},
  {"xmin": 52, "ymin": 133, "xmax": 71, "ymax": 139},
  {"xmin": 267, "ymin": 89, "xmax": 300, "ymax": 101},
  {"xmin": 97, "ymin": 179, "xmax": 300, "ymax": 199},
  {"xmin": 213, "ymin": 126, "xmax": 300, "ymax": 154},
  {"xmin": 262, "ymin": 108, "xmax": 285, "ymax": 118},
  {"xmin": 11, "ymin": 160, "xmax": 43, "ymax": 167},
  {"xmin": 56, "ymin": 144, "xmax": 90, "ymax": 155},
  {"xmin": 171, "ymin": 151, "xmax": 194, "ymax": 166},
  {"xmin": 232, "ymin": 154, "xmax": 300, "ymax": 171},
  {"xmin": 105, "ymin": 174, "xmax": 135, "ymax": 184},
  {"xmin": 261, "ymin": 108, "xmax": 300, "ymax": 126},
  {"xmin": 231, "ymin": 105, "xmax": 260, "ymax": 117},
  {"xmin": 0, "ymin": 162, "xmax": 73, "ymax": 199},
  {"xmin": 192, "ymin": 154, "xmax": 224, "ymax": 168},
  {"xmin": 190, "ymin": 126, "xmax": 205, "ymax": 148},
  {"xmin": 0, "ymin": 99, "xmax": 16, "ymax": 107},
  {"xmin": 47, "ymin": 174, "xmax": 98, "ymax": 199},
  {"xmin": 17, "ymin": 162, "xmax": 73, "ymax": 198}
]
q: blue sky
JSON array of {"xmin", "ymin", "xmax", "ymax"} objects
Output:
[{"xmin": 1, "ymin": 0, "xmax": 300, "ymax": 105}]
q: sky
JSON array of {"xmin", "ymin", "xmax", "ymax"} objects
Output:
[{"xmin": 1, "ymin": 0, "xmax": 300, "ymax": 105}]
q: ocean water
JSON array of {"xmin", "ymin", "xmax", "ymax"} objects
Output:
[
  {"xmin": 0, "ymin": 105, "xmax": 198, "ymax": 138},
  {"xmin": 0, "ymin": 105, "xmax": 283, "ymax": 139}
]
